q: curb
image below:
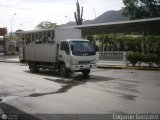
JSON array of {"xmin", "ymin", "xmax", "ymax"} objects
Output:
[
  {"xmin": 97, "ymin": 65, "xmax": 160, "ymax": 71},
  {"xmin": 97, "ymin": 65, "xmax": 124, "ymax": 69}
]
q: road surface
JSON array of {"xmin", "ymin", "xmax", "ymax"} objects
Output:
[{"xmin": 0, "ymin": 62, "xmax": 160, "ymax": 119}]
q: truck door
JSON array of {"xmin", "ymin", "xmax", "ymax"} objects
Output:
[{"xmin": 58, "ymin": 41, "xmax": 71, "ymax": 68}]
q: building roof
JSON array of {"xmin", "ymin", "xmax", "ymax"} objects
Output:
[
  {"xmin": 68, "ymin": 17, "xmax": 160, "ymax": 35},
  {"xmin": 15, "ymin": 17, "xmax": 160, "ymax": 35}
]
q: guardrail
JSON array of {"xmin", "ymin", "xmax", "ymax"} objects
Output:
[
  {"xmin": 96, "ymin": 51, "xmax": 125, "ymax": 62},
  {"xmin": 99, "ymin": 51, "xmax": 124, "ymax": 56}
]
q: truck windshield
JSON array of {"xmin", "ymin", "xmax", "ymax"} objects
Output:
[{"xmin": 70, "ymin": 40, "xmax": 96, "ymax": 56}]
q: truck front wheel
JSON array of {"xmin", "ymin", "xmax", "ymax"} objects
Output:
[
  {"xmin": 29, "ymin": 62, "xmax": 39, "ymax": 73},
  {"xmin": 82, "ymin": 69, "xmax": 90, "ymax": 76},
  {"xmin": 59, "ymin": 64, "xmax": 68, "ymax": 77}
]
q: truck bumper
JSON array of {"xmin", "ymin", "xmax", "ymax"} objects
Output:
[{"xmin": 70, "ymin": 64, "xmax": 97, "ymax": 71}]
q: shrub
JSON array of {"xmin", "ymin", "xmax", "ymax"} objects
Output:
[
  {"xmin": 141, "ymin": 54, "xmax": 156, "ymax": 67},
  {"xmin": 126, "ymin": 52, "xmax": 142, "ymax": 67},
  {"xmin": 126, "ymin": 52, "xmax": 160, "ymax": 68}
]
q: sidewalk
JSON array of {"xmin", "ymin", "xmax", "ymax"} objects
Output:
[
  {"xmin": 0, "ymin": 54, "xmax": 125, "ymax": 67},
  {"xmin": 97, "ymin": 60, "xmax": 160, "ymax": 70},
  {"xmin": 0, "ymin": 54, "xmax": 159, "ymax": 70},
  {"xmin": 0, "ymin": 54, "xmax": 19, "ymax": 63}
]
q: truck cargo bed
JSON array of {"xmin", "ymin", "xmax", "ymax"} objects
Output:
[{"xmin": 24, "ymin": 44, "xmax": 57, "ymax": 62}]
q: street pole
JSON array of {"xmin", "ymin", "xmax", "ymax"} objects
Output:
[
  {"xmin": 93, "ymin": 8, "xmax": 96, "ymax": 19},
  {"xmin": 142, "ymin": 31, "xmax": 145, "ymax": 54},
  {"xmin": 11, "ymin": 13, "xmax": 16, "ymax": 34}
]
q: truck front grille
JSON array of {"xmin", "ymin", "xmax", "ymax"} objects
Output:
[{"xmin": 79, "ymin": 61, "xmax": 91, "ymax": 64}]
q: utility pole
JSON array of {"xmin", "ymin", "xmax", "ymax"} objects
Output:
[
  {"xmin": 11, "ymin": 13, "xmax": 16, "ymax": 34},
  {"xmin": 93, "ymin": 8, "xmax": 96, "ymax": 19}
]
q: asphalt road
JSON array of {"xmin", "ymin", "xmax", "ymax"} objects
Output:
[{"xmin": 0, "ymin": 62, "xmax": 160, "ymax": 119}]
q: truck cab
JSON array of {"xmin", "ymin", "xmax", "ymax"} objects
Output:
[{"xmin": 58, "ymin": 39, "xmax": 97, "ymax": 76}]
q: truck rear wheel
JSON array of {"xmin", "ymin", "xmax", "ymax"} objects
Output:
[
  {"xmin": 29, "ymin": 62, "xmax": 39, "ymax": 73},
  {"xmin": 82, "ymin": 69, "xmax": 90, "ymax": 76},
  {"xmin": 59, "ymin": 64, "xmax": 68, "ymax": 77}
]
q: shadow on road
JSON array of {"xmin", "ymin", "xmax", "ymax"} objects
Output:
[
  {"xmin": 25, "ymin": 70, "xmax": 139, "ymax": 101},
  {"xmin": 28, "ymin": 78, "xmax": 86, "ymax": 97},
  {"xmin": 25, "ymin": 70, "xmax": 115, "ymax": 97},
  {"xmin": 0, "ymin": 103, "xmax": 41, "ymax": 120},
  {"xmin": 24, "ymin": 70, "xmax": 59, "ymax": 77},
  {"xmin": 25, "ymin": 70, "xmax": 115, "ymax": 82}
]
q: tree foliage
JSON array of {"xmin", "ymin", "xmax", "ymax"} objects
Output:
[
  {"xmin": 123, "ymin": 0, "xmax": 160, "ymax": 19},
  {"xmin": 35, "ymin": 21, "xmax": 57, "ymax": 30},
  {"xmin": 90, "ymin": 34, "xmax": 160, "ymax": 53},
  {"xmin": 74, "ymin": 0, "xmax": 83, "ymax": 25}
]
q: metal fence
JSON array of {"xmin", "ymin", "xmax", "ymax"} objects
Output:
[
  {"xmin": 96, "ymin": 51, "xmax": 125, "ymax": 61},
  {"xmin": 99, "ymin": 51, "xmax": 124, "ymax": 56}
]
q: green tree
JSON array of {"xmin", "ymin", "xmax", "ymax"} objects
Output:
[
  {"xmin": 123, "ymin": 0, "xmax": 160, "ymax": 19},
  {"xmin": 140, "ymin": 0, "xmax": 160, "ymax": 17},
  {"xmin": 35, "ymin": 21, "xmax": 57, "ymax": 30},
  {"xmin": 74, "ymin": 0, "xmax": 83, "ymax": 25}
]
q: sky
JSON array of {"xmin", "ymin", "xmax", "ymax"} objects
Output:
[{"xmin": 0, "ymin": 0, "xmax": 124, "ymax": 33}]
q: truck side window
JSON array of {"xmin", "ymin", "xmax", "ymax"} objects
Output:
[{"xmin": 60, "ymin": 42, "xmax": 70, "ymax": 55}]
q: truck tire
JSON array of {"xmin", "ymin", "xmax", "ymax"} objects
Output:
[
  {"xmin": 29, "ymin": 62, "xmax": 39, "ymax": 73},
  {"xmin": 59, "ymin": 64, "xmax": 68, "ymax": 77},
  {"xmin": 82, "ymin": 69, "xmax": 90, "ymax": 76}
]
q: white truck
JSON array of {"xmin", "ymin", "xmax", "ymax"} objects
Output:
[{"xmin": 16, "ymin": 28, "xmax": 96, "ymax": 77}]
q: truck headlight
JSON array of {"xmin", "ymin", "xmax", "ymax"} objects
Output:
[
  {"xmin": 91, "ymin": 59, "xmax": 96, "ymax": 64},
  {"xmin": 71, "ymin": 60, "xmax": 79, "ymax": 65}
]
